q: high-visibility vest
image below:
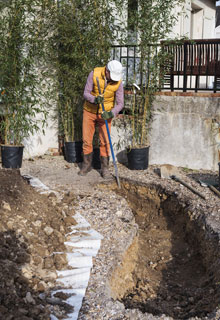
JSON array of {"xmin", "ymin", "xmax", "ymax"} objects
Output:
[{"xmin": 83, "ymin": 66, "xmax": 121, "ymax": 114}]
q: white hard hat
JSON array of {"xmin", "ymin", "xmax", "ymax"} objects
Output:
[{"xmin": 107, "ymin": 60, "xmax": 123, "ymax": 81}]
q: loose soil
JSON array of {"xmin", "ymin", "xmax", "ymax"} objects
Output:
[
  {"xmin": 0, "ymin": 155, "xmax": 219, "ymax": 320},
  {"xmin": 0, "ymin": 169, "xmax": 77, "ymax": 320},
  {"xmin": 110, "ymin": 181, "xmax": 220, "ymax": 319}
]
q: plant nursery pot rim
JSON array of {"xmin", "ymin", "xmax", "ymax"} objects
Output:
[
  {"xmin": 126, "ymin": 145, "xmax": 150, "ymax": 152},
  {"xmin": 64, "ymin": 140, "xmax": 82, "ymax": 144},
  {"xmin": 1, "ymin": 144, "xmax": 24, "ymax": 148}
]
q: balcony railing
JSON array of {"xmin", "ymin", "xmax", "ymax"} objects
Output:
[{"xmin": 111, "ymin": 39, "xmax": 220, "ymax": 93}]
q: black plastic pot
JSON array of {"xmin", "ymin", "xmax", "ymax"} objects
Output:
[
  {"xmin": 64, "ymin": 141, "xmax": 83, "ymax": 163},
  {"xmin": 92, "ymin": 147, "xmax": 101, "ymax": 169},
  {"xmin": 218, "ymin": 162, "xmax": 220, "ymax": 189},
  {"xmin": 127, "ymin": 146, "xmax": 150, "ymax": 170},
  {"xmin": 1, "ymin": 145, "xmax": 24, "ymax": 169}
]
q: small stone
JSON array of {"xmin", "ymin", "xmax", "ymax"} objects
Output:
[
  {"xmin": 54, "ymin": 253, "xmax": 67, "ymax": 270},
  {"xmin": 116, "ymin": 210, "xmax": 123, "ymax": 218},
  {"xmin": 32, "ymin": 220, "xmax": 42, "ymax": 227},
  {"xmin": 37, "ymin": 281, "xmax": 47, "ymax": 292},
  {"xmin": 32, "ymin": 255, "xmax": 43, "ymax": 266},
  {"xmin": 18, "ymin": 308, "xmax": 28, "ymax": 315},
  {"xmin": 25, "ymin": 292, "xmax": 35, "ymax": 304},
  {"xmin": 53, "ymin": 230, "xmax": 65, "ymax": 244},
  {"xmin": 44, "ymin": 257, "xmax": 54, "ymax": 269},
  {"xmin": 2, "ymin": 201, "xmax": 11, "ymax": 211},
  {"xmin": 64, "ymin": 216, "xmax": 76, "ymax": 226},
  {"xmin": 6, "ymin": 221, "xmax": 14, "ymax": 229},
  {"xmin": 44, "ymin": 226, "xmax": 54, "ymax": 236},
  {"xmin": 34, "ymin": 244, "xmax": 49, "ymax": 257}
]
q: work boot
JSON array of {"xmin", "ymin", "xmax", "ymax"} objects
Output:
[
  {"xmin": 78, "ymin": 153, "xmax": 93, "ymax": 176},
  {"xmin": 100, "ymin": 156, "xmax": 112, "ymax": 179}
]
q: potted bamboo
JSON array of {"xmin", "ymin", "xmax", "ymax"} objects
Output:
[
  {"xmin": 126, "ymin": 82, "xmax": 151, "ymax": 170},
  {"xmin": 55, "ymin": 1, "xmax": 85, "ymax": 163},
  {"xmin": 0, "ymin": 0, "xmax": 49, "ymax": 168},
  {"xmin": 59, "ymin": 97, "xmax": 83, "ymax": 163},
  {"xmin": 53, "ymin": 0, "xmax": 126, "ymax": 164},
  {"xmin": 124, "ymin": 0, "xmax": 183, "ymax": 170}
]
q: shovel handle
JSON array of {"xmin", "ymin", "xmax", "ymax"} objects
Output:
[
  {"xmin": 209, "ymin": 185, "xmax": 220, "ymax": 198},
  {"xmin": 96, "ymin": 77, "xmax": 121, "ymax": 189},
  {"xmin": 171, "ymin": 175, "xmax": 206, "ymax": 200}
]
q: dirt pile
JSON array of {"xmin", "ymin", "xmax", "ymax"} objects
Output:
[{"xmin": 0, "ymin": 169, "xmax": 77, "ymax": 320}]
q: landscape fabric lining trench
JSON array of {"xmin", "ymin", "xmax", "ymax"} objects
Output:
[{"xmin": 110, "ymin": 180, "xmax": 220, "ymax": 319}]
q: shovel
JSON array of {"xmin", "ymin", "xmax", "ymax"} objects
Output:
[
  {"xmin": 96, "ymin": 77, "xmax": 121, "ymax": 189},
  {"xmin": 199, "ymin": 179, "xmax": 220, "ymax": 198},
  {"xmin": 160, "ymin": 164, "xmax": 206, "ymax": 200}
]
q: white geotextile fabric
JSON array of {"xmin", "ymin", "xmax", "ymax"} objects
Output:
[{"xmin": 24, "ymin": 174, "xmax": 103, "ymax": 320}]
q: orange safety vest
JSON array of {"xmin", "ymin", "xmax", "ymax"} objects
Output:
[{"xmin": 83, "ymin": 66, "xmax": 121, "ymax": 114}]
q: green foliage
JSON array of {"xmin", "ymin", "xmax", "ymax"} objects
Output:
[
  {"xmin": 127, "ymin": 0, "xmax": 184, "ymax": 147},
  {"xmin": 0, "ymin": 0, "xmax": 51, "ymax": 145},
  {"xmin": 48, "ymin": 0, "xmax": 125, "ymax": 142}
]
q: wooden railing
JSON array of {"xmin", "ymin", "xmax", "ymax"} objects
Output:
[{"xmin": 111, "ymin": 39, "xmax": 220, "ymax": 93}]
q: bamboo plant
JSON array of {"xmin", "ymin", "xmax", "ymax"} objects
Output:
[
  {"xmin": 0, "ymin": 0, "xmax": 52, "ymax": 146},
  {"xmin": 127, "ymin": 0, "xmax": 184, "ymax": 149},
  {"xmin": 51, "ymin": 0, "xmax": 125, "ymax": 143}
]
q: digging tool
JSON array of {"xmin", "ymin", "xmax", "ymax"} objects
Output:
[
  {"xmin": 171, "ymin": 175, "xmax": 206, "ymax": 200},
  {"xmin": 96, "ymin": 77, "xmax": 121, "ymax": 189},
  {"xmin": 160, "ymin": 165, "xmax": 206, "ymax": 200},
  {"xmin": 199, "ymin": 179, "xmax": 220, "ymax": 198}
]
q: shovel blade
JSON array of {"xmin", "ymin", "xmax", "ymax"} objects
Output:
[{"xmin": 160, "ymin": 164, "xmax": 180, "ymax": 179}]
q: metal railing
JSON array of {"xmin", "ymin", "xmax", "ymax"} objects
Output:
[{"xmin": 111, "ymin": 39, "xmax": 220, "ymax": 93}]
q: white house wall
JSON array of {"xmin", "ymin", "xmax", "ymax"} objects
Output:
[
  {"xmin": 23, "ymin": 109, "xmax": 58, "ymax": 159},
  {"xmin": 171, "ymin": 0, "xmax": 215, "ymax": 39}
]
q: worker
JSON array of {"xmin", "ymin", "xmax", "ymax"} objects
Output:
[{"xmin": 78, "ymin": 60, "xmax": 124, "ymax": 178}]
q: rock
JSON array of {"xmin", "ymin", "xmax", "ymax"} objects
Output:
[
  {"xmin": 2, "ymin": 201, "xmax": 11, "ymax": 211},
  {"xmin": 21, "ymin": 266, "xmax": 34, "ymax": 280},
  {"xmin": 25, "ymin": 292, "xmax": 35, "ymax": 304},
  {"xmin": 32, "ymin": 255, "xmax": 44, "ymax": 266},
  {"xmin": 18, "ymin": 308, "xmax": 28, "ymax": 315},
  {"xmin": 32, "ymin": 220, "xmax": 42, "ymax": 228},
  {"xmin": 53, "ymin": 230, "xmax": 65, "ymax": 244},
  {"xmin": 54, "ymin": 253, "xmax": 67, "ymax": 270},
  {"xmin": 46, "ymin": 297, "xmax": 64, "ymax": 305},
  {"xmin": 64, "ymin": 216, "xmax": 77, "ymax": 226},
  {"xmin": 37, "ymin": 281, "xmax": 47, "ymax": 292},
  {"xmin": 44, "ymin": 226, "xmax": 54, "ymax": 236},
  {"xmin": 6, "ymin": 221, "xmax": 14, "ymax": 229},
  {"xmin": 44, "ymin": 257, "xmax": 54, "ymax": 269},
  {"xmin": 34, "ymin": 244, "xmax": 49, "ymax": 257}
]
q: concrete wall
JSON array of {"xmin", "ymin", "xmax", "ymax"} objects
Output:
[
  {"xmin": 22, "ymin": 93, "xmax": 220, "ymax": 172},
  {"xmin": 149, "ymin": 93, "xmax": 220, "ymax": 171}
]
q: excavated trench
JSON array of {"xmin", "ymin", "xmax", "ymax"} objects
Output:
[{"xmin": 110, "ymin": 180, "xmax": 220, "ymax": 319}]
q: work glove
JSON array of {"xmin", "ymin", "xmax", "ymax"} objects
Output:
[
  {"xmin": 101, "ymin": 111, "xmax": 114, "ymax": 120},
  {"xmin": 94, "ymin": 95, "xmax": 104, "ymax": 105}
]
